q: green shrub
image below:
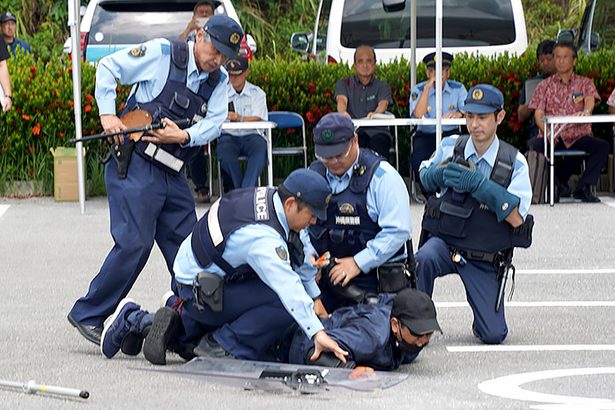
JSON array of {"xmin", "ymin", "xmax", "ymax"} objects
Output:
[{"xmin": 1, "ymin": 52, "xmax": 614, "ymax": 195}]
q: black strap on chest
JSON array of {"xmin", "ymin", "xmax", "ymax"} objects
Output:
[{"xmin": 452, "ymin": 134, "xmax": 517, "ymax": 188}]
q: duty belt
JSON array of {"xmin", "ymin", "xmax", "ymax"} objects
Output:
[
  {"xmin": 453, "ymin": 248, "xmax": 501, "ymax": 264},
  {"xmin": 143, "ymin": 143, "xmax": 184, "ymax": 173}
]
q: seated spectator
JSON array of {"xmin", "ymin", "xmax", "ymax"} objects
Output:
[
  {"xmin": 0, "ymin": 12, "xmax": 31, "ymax": 56},
  {"xmin": 608, "ymin": 89, "xmax": 615, "ymax": 115},
  {"xmin": 335, "ymin": 45, "xmax": 393, "ymax": 159},
  {"xmin": 529, "ymin": 41, "xmax": 608, "ymax": 203},
  {"xmin": 216, "ymin": 56, "xmax": 268, "ymax": 189},
  {"xmin": 179, "ymin": 1, "xmax": 216, "ymax": 41},
  {"xmin": 409, "ymin": 52, "xmax": 467, "ymax": 195},
  {"xmin": 518, "ymin": 40, "xmax": 556, "ymax": 146},
  {"xmin": 0, "ymin": 35, "xmax": 12, "ymax": 112}
]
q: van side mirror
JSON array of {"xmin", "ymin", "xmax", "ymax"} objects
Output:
[
  {"xmin": 290, "ymin": 32, "xmax": 310, "ymax": 53},
  {"xmin": 589, "ymin": 32, "xmax": 601, "ymax": 51},
  {"xmin": 382, "ymin": 0, "xmax": 405, "ymax": 12},
  {"xmin": 556, "ymin": 29, "xmax": 576, "ymax": 43}
]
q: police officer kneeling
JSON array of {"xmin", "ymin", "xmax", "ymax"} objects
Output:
[
  {"xmin": 99, "ymin": 169, "xmax": 349, "ymax": 365},
  {"xmin": 416, "ymin": 84, "xmax": 533, "ymax": 344}
]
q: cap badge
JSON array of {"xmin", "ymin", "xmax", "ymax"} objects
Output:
[
  {"xmin": 230, "ymin": 32, "xmax": 241, "ymax": 45},
  {"xmin": 472, "ymin": 88, "xmax": 484, "ymax": 101},
  {"xmin": 129, "ymin": 45, "xmax": 146, "ymax": 58},
  {"xmin": 275, "ymin": 246, "xmax": 288, "ymax": 261},
  {"xmin": 321, "ymin": 129, "xmax": 334, "ymax": 142},
  {"xmin": 338, "ymin": 203, "xmax": 355, "ymax": 215}
]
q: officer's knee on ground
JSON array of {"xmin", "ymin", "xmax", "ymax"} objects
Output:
[{"xmin": 476, "ymin": 328, "xmax": 507, "ymax": 345}]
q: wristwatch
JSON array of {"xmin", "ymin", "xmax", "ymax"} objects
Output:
[{"xmin": 183, "ymin": 131, "xmax": 191, "ymax": 146}]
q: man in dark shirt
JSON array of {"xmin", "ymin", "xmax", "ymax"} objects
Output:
[
  {"xmin": 0, "ymin": 34, "xmax": 12, "ymax": 111},
  {"xmin": 334, "ymin": 45, "xmax": 393, "ymax": 160},
  {"xmin": 0, "ymin": 12, "xmax": 31, "ymax": 56}
]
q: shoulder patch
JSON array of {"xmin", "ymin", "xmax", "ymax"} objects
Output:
[
  {"xmin": 411, "ymin": 92, "xmax": 418, "ymax": 101},
  {"xmin": 374, "ymin": 166, "xmax": 385, "ymax": 178},
  {"xmin": 449, "ymin": 81, "xmax": 462, "ymax": 89},
  {"xmin": 275, "ymin": 246, "xmax": 288, "ymax": 261},
  {"xmin": 129, "ymin": 45, "xmax": 146, "ymax": 58}
]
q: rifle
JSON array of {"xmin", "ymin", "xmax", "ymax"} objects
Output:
[{"xmin": 67, "ymin": 110, "xmax": 191, "ymax": 144}]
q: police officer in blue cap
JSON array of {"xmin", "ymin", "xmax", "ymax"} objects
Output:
[
  {"xmin": 416, "ymin": 84, "xmax": 533, "ymax": 344},
  {"xmin": 410, "ymin": 52, "xmax": 467, "ymax": 196},
  {"xmin": 309, "ymin": 113, "xmax": 413, "ymax": 312},
  {"xmin": 68, "ymin": 15, "xmax": 245, "ymax": 345},
  {"xmin": 99, "ymin": 169, "xmax": 349, "ymax": 366}
]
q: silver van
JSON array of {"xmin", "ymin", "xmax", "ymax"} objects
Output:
[
  {"xmin": 557, "ymin": 0, "xmax": 615, "ymax": 54},
  {"xmin": 291, "ymin": 0, "xmax": 528, "ymax": 65}
]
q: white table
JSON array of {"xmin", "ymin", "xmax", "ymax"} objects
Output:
[
  {"xmin": 221, "ymin": 121, "xmax": 277, "ymax": 186},
  {"xmin": 542, "ymin": 115, "xmax": 615, "ymax": 206}
]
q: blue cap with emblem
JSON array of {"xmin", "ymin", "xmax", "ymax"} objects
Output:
[
  {"xmin": 0, "ymin": 11, "xmax": 16, "ymax": 23},
  {"xmin": 203, "ymin": 15, "xmax": 244, "ymax": 59},
  {"xmin": 282, "ymin": 169, "xmax": 332, "ymax": 221},
  {"xmin": 224, "ymin": 56, "xmax": 249, "ymax": 75},
  {"xmin": 423, "ymin": 51, "xmax": 453, "ymax": 68},
  {"xmin": 313, "ymin": 112, "xmax": 356, "ymax": 159},
  {"xmin": 461, "ymin": 84, "xmax": 504, "ymax": 114}
]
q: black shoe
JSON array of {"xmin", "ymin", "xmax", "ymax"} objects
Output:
[
  {"xmin": 143, "ymin": 307, "xmax": 179, "ymax": 365},
  {"xmin": 67, "ymin": 314, "xmax": 102, "ymax": 345},
  {"xmin": 559, "ymin": 185, "xmax": 571, "ymax": 198},
  {"xmin": 193, "ymin": 334, "xmax": 235, "ymax": 359},
  {"xmin": 121, "ymin": 325, "xmax": 150, "ymax": 356},
  {"xmin": 573, "ymin": 185, "xmax": 600, "ymax": 203}
]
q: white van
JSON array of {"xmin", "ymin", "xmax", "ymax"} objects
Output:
[{"xmin": 291, "ymin": 0, "xmax": 528, "ymax": 65}]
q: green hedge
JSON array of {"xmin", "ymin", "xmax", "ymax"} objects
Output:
[{"xmin": 1, "ymin": 52, "xmax": 614, "ymax": 195}]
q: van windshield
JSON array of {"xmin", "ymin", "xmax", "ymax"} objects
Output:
[{"xmin": 340, "ymin": 0, "xmax": 516, "ymax": 48}]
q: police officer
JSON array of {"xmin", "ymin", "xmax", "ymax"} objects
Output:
[
  {"xmin": 409, "ymin": 52, "xmax": 467, "ymax": 196},
  {"xmin": 274, "ymin": 288, "xmax": 441, "ymax": 371},
  {"xmin": 100, "ymin": 169, "xmax": 348, "ymax": 366},
  {"xmin": 416, "ymin": 84, "xmax": 533, "ymax": 344},
  {"xmin": 68, "ymin": 15, "xmax": 244, "ymax": 345},
  {"xmin": 309, "ymin": 113, "xmax": 413, "ymax": 312}
]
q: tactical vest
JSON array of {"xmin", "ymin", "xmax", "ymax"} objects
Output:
[
  {"xmin": 309, "ymin": 149, "xmax": 405, "ymax": 262},
  {"xmin": 421, "ymin": 135, "xmax": 533, "ymax": 255},
  {"xmin": 191, "ymin": 187, "xmax": 304, "ymax": 280},
  {"xmin": 125, "ymin": 41, "xmax": 222, "ymax": 174}
]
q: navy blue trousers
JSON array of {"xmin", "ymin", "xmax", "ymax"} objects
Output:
[
  {"xmin": 216, "ymin": 132, "xmax": 267, "ymax": 189},
  {"xmin": 177, "ymin": 276, "xmax": 295, "ymax": 360},
  {"xmin": 69, "ymin": 153, "xmax": 197, "ymax": 327},
  {"xmin": 415, "ymin": 236, "xmax": 508, "ymax": 344}
]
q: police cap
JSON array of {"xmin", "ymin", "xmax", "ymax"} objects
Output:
[
  {"xmin": 282, "ymin": 169, "xmax": 332, "ymax": 221},
  {"xmin": 224, "ymin": 56, "xmax": 249, "ymax": 76},
  {"xmin": 0, "ymin": 11, "xmax": 16, "ymax": 23},
  {"xmin": 313, "ymin": 113, "xmax": 355, "ymax": 159},
  {"xmin": 203, "ymin": 15, "xmax": 244, "ymax": 59},
  {"xmin": 423, "ymin": 51, "xmax": 453, "ymax": 68},
  {"xmin": 461, "ymin": 84, "xmax": 504, "ymax": 114},
  {"xmin": 392, "ymin": 288, "xmax": 442, "ymax": 335}
]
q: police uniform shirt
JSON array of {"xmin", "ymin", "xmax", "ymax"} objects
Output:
[
  {"xmin": 419, "ymin": 135, "xmax": 532, "ymax": 218},
  {"xmin": 173, "ymin": 192, "xmax": 324, "ymax": 338},
  {"xmin": 322, "ymin": 150, "xmax": 412, "ymax": 273},
  {"xmin": 409, "ymin": 80, "xmax": 467, "ymax": 133},
  {"xmin": 95, "ymin": 38, "xmax": 229, "ymax": 146},
  {"xmin": 226, "ymin": 80, "xmax": 268, "ymax": 138}
]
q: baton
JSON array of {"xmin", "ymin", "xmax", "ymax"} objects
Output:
[
  {"xmin": 0, "ymin": 379, "xmax": 89, "ymax": 399},
  {"xmin": 68, "ymin": 118, "xmax": 192, "ymax": 144},
  {"xmin": 495, "ymin": 264, "xmax": 514, "ymax": 312}
]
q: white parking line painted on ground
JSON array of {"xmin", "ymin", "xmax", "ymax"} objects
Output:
[
  {"xmin": 436, "ymin": 301, "xmax": 615, "ymax": 308},
  {"xmin": 0, "ymin": 205, "xmax": 9, "ymax": 218},
  {"xmin": 448, "ymin": 345, "xmax": 615, "ymax": 353},
  {"xmin": 517, "ymin": 269, "xmax": 615, "ymax": 274},
  {"xmin": 478, "ymin": 367, "xmax": 615, "ymax": 409}
]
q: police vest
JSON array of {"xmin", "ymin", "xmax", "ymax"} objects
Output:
[
  {"xmin": 421, "ymin": 135, "xmax": 533, "ymax": 255},
  {"xmin": 308, "ymin": 149, "xmax": 405, "ymax": 262},
  {"xmin": 125, "ymin": 40, "xmax": 222, "ymax": 174},
  {"xmin": 191, "ymin": 187, "xmax": 304, "ymax": 280}
]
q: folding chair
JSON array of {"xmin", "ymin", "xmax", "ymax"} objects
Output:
[{"xmin": 268, "ymin": 112, "xmax": 308, "ymax": 174}]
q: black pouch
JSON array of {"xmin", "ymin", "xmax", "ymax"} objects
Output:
[
  {"xmin": 376, "ymin": 263, "xmax": 411, "ymax": 293},
  {"xmin": 195, "ymin": 272, "xmax": 224, "ymax": 312}
]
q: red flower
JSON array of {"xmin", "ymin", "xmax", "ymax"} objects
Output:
[
  {"xmin": 32, "ymin": 123, "xmax": 41, "ymax": 136},
  {"xmin": 30, "ymin": 66, "xmax": 36, "ymax": 74},
  {"xmin": 22, "ymin": 114, "xmax": 30, "ymax": 121},
  {"xmin": 305, "ymin": 110, "xmax": 315, "ymax": 123},
  {"xmin": 85, "ymin": 94, "xmax": 94, "ymax": 103},
  {"xmin": 84, "ymin": 104, "xmax": 92, "ymax": 113},
  {"xmin": 59, "ymin": 132, "xmax": 65, "ymax": 138}
]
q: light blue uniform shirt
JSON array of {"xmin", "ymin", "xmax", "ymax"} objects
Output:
[
  {"xmin": 409, "ymin": 80, "xmax": 467, "ymax": 133},
  {"xmin": 95, "ymin": 38, "xmax": 229, "ymax": 146},
  {"xmin": 321, "ymin": 151, "xmax": 413, "ymax": 273},
  {"xmin": 173, "ymin": 192, "xmax": 324, "ymax": 338},
  {"xmin": 226, "ymin": 81, "xmax": 268, "ymax": 138},
  {"xmin": 419, "ymin": 135, "xmax": 532, "ymax": 218}
]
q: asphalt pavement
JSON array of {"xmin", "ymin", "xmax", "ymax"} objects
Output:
[{"xmin": 1, "ymin": 194, "xmax": 614, "ymax": 409}]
